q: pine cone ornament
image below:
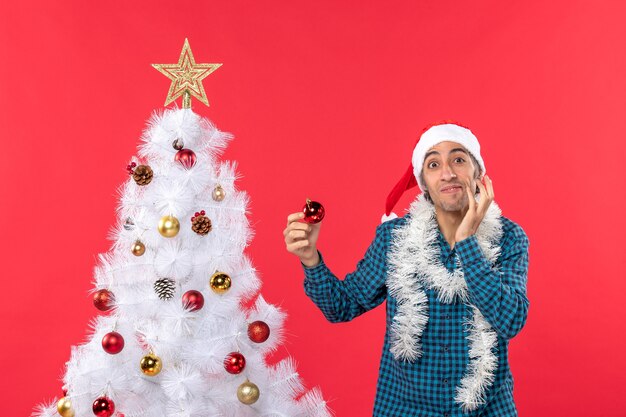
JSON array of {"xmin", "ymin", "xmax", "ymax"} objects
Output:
[
  {"xmin": 127, "ymin": 163, "xmax": 153, "ymax": 186},
  {"xmin": 154, "ymin": 278, "xmax": 176, "ymax": 300},
  {"xmin": 191, "ymin": 210, "xmax": 212, "ymax": 235}
]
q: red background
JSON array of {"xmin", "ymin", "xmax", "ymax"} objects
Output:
[{"xmin": 1, "ymin": 1, "xmax": 625, "ymax": 416}]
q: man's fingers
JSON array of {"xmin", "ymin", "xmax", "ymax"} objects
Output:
[
  {"xmin": 286, "ymin": 212, "xmax": 305, "ymax": 226},
  {"xmin": 287, "ymin": 240, "xmax": 309, "ymax": 251},
  {"xmin": 485, "ymin": 175, "xmax": 494, "ymax": 199}
]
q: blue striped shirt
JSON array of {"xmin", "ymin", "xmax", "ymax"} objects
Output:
[{"xmin": 302, "ymin": 213, "xmax": 529, "ymax": 416}]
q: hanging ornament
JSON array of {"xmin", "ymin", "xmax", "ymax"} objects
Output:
[
  {"xmin": 128, "ymin": 164, "xmax": 154, "ymax": 186},
  {"xmin": 93, "ymin": 289, "xmax": 115, "ymax": 312},
  {"xmin": 172, "ymin": 138, "xmax": 184, "ymax": 150},
  {"xmin": 102, "ymin": 331, "xmax": 125, "ymax": 354},
  {"xmin": 158, "ymin": 215, "xmax": 180, "ymax": 237},
  {"xmin": 209, "ymin": 272, "xmax": 231, "ymax": 294},
  {"xmin": 302, "ymin": 198, "xmax": 325, "ymax": 224},
  {"xmin": 237, "ymin": 380, "xmax": 260, "ymax": 405},
  {"xmin": 131, "ymin": 240, "xmax": 146, "ymax": 256},
  {"xmin": 191, "ymin": 210, "xmax": 212, "ymax": 235},
  {"xmin": 175, "ymin": 149, "xmax": 197, "ymax": 169},
  {"xmin": 57, "ymin": 396, "xmax": 75, "ymax": 417},
  {"xmin": 212, "ymin": 184, "xmax": 225, "ymax": 202},
  {"xmin": 224, "ymin": 352, "xmax": 246, "ymax": 374},
  {"xmin": 92, "ymin": 396, "xmax": 115, "ymax": 417},
  {"xmin": 248, "ymin": 320, "xmax": 270, "ymax": 343},
  {"xmin": 182, "ymin": 290, "xmax": 204, "ymax": 311},
  {"xmin": 123, "ymin": 217, "xmax": 135, "ymax": 231},
  {"xmin": 154, "ymin": 278, "xmax": 176, "ymax": 300},
  {"xmin": 140, "ymin": 352, "xmax": 162, "ymax": 376}
]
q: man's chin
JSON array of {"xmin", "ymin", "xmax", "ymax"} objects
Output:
[{"xmin": 435, "ymin": 195, "xmax": 468, "ymax": 212}]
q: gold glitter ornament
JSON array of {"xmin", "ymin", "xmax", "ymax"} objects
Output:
[
  {"xmin": 57, "ymin": 397, "xmax": 75, "ymax": 417},
  {"xmin": 158, "ymin": 215, "xmax": 180, "ymax": 237},
  {"xmin": 131, "ymin": 240, "xmax": 146, "ymax": 256},
  {"xmin": 209, "ymin": 271, "xmax": 231, "ymax": 294},
  {"xmin": 237, "ymin": 380, "xmax": 260, "ymax": 405},
  {"xmin": 140, "ymin": 353, "xmax": 162, "ymax": 376},
  {"xmin": 212, "ymin": 184, "xmax": 226, "ymax": 202},
  {"xmin": 152, "ymin": 38, "xmax": 222, "ymax": 108}
]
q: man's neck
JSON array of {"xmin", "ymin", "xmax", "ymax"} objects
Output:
[{"xmin": 435, "ymin": 205, "xmax": 468, "ymax": 250}]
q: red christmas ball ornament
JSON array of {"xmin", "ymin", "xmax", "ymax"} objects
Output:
[
  {"xmin": 182, "ymin": 290, "xmax": 204, "ymax": 312},
  {"xmin": 224, "ymin": 352, "xmax": 246, "ymax": 374},
  {"xmin": 102, "ymin": 331, "xmax": 125, "ymax": 354},
  {"xmin": 175, "ymin": 149, "xmax": 197, "ymax": 169},
  {"xmin": 247, "ymin": 320, "xmax": 270, "ymax": 343},
  {"xmin": 302, "ymin": 198, "xmax": 325, "ymax": 224},
  {"xmin": 93, "ymin": 289, "xmax": 114, "ymax": 312},
  {"xmin": 92, "ymin": 396, "xmax": 115, "ymax": 417}
]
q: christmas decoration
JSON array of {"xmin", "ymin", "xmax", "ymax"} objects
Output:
[
  {"xmin": 182, "ymin": 290, "xmax": 204, "ymax": 311},
  {"xmin": 302, "ymin": 198, "xmax": 325, "ymax": 224},
  {"xmin": 154, "ymin": 278, "xmax": 176, "ymax": 300},
  {"xmin": 191, "ymin": 210, "xmax": 212, "ymax": 235},
  {"xmin": 123, "ymin": 217, "xmax": 134, "ymax": 231},
  {"xmin": 237, "ymin": 380, "xmax": 260, "ymax": 405},
  {"xmin": 92, "ymin": 396, "xmax": 115, "ymax": 417},
  {"xmin": 93, "ymin": 289, "xmax": 114, "ymax": 312},
  {"xmin": 172, "ymin": 138, "xmax": 184, "ymax": 150},
  {"xmin": 248, "ymin": 320, "xmax": 270, "ymax": 343},
  {"xmin": 131, "ymin": 240, "xmax": 145, "ymax": 256},
  {"xmin": 158, "ymin": 215, "xmax": 180, "ymax": 237},
  {"xmin": 129, "ymin": 164, "xmax": 154, "ymax": 186},
  {"xmin": 223, "ymin": 352, "xmax": 246, "ymax": 374},
  {"xmin": 35, "ymin": 41, "xmax": 331, "ymax": 417},
  {"xmin": 102, "ymin": 331, "xmax": 124, "ymax": 354},
  {"xmin": 175, "ymin": 148, "xmax": 197, "ymax": 169},
  {"xmin": 212, "ymin": 184, "xmax": 225, "ymax": 202},
  {"xmin": 140, "ymin": 353, "xmax": 162, "ymax": 376},
  {"xmin": 152, "ymin": 38, "xmax": 221, "ymax": 107},
  {"xmin": 209, "ymin": 271, "xmax": 231, "ymax": 294},
  {"xmin": 57, "ymin": 397, "xmax": 74, "ymax": 417}
]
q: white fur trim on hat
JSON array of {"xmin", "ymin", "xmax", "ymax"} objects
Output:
[{"xmin": 411, "ymin": 123, "xmax": 486, "ymax": 191}]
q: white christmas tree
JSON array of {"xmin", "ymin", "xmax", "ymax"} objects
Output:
[{"xmin": 34, "ymin": 39, "xmax": 331, "ymax": 417}]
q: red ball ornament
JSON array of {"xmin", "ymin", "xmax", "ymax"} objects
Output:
[
  {"xmin": 247, "ymin": 321, "xmax": 270, "ymax": 343},
  {"xmin": 175, "ymin": 149, "xmax": 197, "ymax": 169},
  {"xmin": 92, "ymin": 396, "xmax": 115, "ymax": 417},
  {"xmin": 302, "ymin": 198, "xmax": 325, "ymax": 224},
  {"xmin": 182, "ymin": 290, "xmax": 204, "ymax": 312},
  {"xmin": 93, "ymin": 289, "xmax": 114, "ymax": 312},
  {"xmin": 102, "ymin": 331, "xmax": 125, "ymax": 354},
  {"xmin": 224, "ymin": 352, "xmax": 246, "ymax": 374}
]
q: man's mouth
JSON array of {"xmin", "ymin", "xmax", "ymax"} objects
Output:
[{"xmin": 440, "ymin": 185, "xmax": 463, "ymax": 193}]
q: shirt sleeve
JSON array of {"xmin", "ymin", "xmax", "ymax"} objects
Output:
[
  {"xmin": 455, "ymin": 223, "xmax": 530, "ymax": 339},
  {"xmin": 301, "ymin": 222, "xmax": 391, "ymax": 323}
]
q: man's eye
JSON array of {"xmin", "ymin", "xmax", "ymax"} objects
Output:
[
  {"xmin": 428, "ymin": 161, "xmax": 438, "ymax": 168},
  {"xmin": 454, "ymin": 157, "xmax": 465, "ymax": 163}
]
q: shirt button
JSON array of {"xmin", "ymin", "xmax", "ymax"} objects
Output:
[
  {"xmin": 444, "ymin": 413, "xmax": 450, "ymax": 417},
  {"xmin": 443, "ymin": 378, "xmax": 449, "ymax": 384},
  {"xmin": 442, "ymin": 345, "xmax": 449, "ymax": 352},
  {"xmin": 445, "ymin": 314, "xmax": 451, "ymax": 320}
]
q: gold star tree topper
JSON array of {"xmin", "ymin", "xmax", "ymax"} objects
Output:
[{"xmin": 152, "ymin": 38, "xmax": 222, "ymax": 108}]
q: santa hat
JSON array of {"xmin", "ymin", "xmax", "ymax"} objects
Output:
[{"xmin": 381, "ymin": 121, "xmax": 486, "ymax": 223}]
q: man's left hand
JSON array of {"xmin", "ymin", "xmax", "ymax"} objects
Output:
[{"xmin": 455, "ymin": 175, "xmax": 494, "ymax": 242}]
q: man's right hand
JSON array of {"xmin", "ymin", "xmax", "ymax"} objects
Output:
[{"xmin": 283, "ymin": 212, "xmax": 321, "ymax": 267}]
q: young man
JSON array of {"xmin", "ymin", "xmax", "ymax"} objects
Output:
[{"xmin": 284, "ymin": 122, "xmax": 529, "ymax": 416}]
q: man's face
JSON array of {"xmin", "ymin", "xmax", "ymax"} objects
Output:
[{"xmin": 422, "ymin": 141, "xmax": 480, "ymax": 212}]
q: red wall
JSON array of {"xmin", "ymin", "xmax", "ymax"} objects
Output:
[{"xmin": 1, "ymin": 1, "xmax": 624, "ymax": 416}]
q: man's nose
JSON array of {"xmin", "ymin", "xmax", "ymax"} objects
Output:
[{"xmin": 440, "ymin": 163, "xmax": 457, "ymax": 180}]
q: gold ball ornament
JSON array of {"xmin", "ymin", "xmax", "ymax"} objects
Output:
[
  {"xmin": 140, "ymin": 353, "xmax": 163, "ymax": 376},
  {"xmin": 209, "ymin": 271, "xmax": 231, "ymax": 294},
  {"xmin": 57, "ymin": 397, "xmax": 75, "ymax": 417},
  {"xmin": 212, "ymin": 184, "xmax": 226, "ymax": 202},
  {"xmin": 131, "ymin": 240, "xmax": 146, "ymax": 256},
  {"xmin": 158, "ymin": 215, "xmax": 180, "ymax": 237},
  {"xmin": 237, "ymin": 380, "xmax": 260, "ymax": 405}
]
